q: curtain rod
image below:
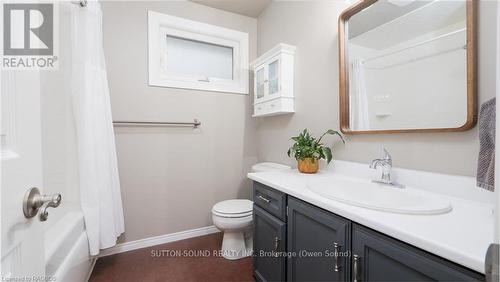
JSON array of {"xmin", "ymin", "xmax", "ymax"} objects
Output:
[
  {"xmin": 363, "ymin": 28, "xmax": 466, "ymax": 64},
  {"xmin": 364, "ymin": 45, "xmax": 466, "ymax": 70}
]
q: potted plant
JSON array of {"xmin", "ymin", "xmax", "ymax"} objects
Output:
[{"xmin": 287, "ymin": 129, "xmax": 345, "ymax": 174}]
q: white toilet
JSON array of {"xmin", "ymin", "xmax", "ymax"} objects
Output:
[{"xmin": 211, "ymin": 162, "xmax": 290, "ymax": 260}]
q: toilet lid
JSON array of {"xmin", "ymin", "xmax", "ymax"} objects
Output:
[{"xmin": 212, "ymin": 199, "xmax": 253, "ymax": 215}]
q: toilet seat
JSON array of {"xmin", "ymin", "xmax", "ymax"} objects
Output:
[
  {"xmin": 212, "ymin": 210, "xmax": 252, "ymax": 218},
  {"xmin": 212, "ymin": 199, "xmax": 253, "ymax": 218}
]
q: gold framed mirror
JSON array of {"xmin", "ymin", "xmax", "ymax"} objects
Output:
[{"xmin": 338, "ymin": 0, "xmax": 477, "ymax": 134}]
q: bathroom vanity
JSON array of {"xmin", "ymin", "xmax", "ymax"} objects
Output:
[{"xmin": 249, "ymin": 162, "xmax": 491, "ymax": 281}]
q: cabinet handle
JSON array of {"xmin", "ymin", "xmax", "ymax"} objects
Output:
[
  {"xmin": 258, "ymin": 195, "xmax": 271, "ymax": 203},
  {"xmin": 333, "ymin": 242, "xmax": 341, "ymax": 272},
  {"xmin": 353, "ymin": 254, "xmax": 361, "ymax": 282},
  {"xmin": 274, "ymin": 236, "xmax": 280, "ymax": 256}
]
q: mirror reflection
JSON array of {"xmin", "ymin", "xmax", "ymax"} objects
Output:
[{"xmin": 347, "ymin": 0, "xmax": 469, "ymax": 131}]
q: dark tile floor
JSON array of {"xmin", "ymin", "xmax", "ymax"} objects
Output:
[{"xmin": 89, "ymin": 232, "xmax": 254, "ymax": 282}]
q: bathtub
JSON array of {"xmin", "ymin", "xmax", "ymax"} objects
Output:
[{"xmin": 45, "ymin": 211, "xmax": 95, "ymax": 282}]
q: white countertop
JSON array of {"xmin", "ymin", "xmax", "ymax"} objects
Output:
[{"xmin": 247, "ymin": 162, "xmax": 495, "ymax": 274}]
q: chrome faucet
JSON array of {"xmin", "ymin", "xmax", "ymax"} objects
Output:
[{"xmin": 369, "ymin": 149, "xmax": 405, "ymax": 188}]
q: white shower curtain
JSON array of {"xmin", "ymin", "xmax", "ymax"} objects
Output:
[
  {"xmin": 70, "ymin": 1, "xmax": 124, "ymax": 256},
  {"xmin": 350, "ymin": 59, "xmax": 370, "ymax": 130}
]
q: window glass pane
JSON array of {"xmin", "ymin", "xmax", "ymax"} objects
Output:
[
  {"xmin": 269, "ymin": 80, "xmax": 278, "ymax": 95},
  {"xmin": 165, "ymin": 35, "xmax": 233, "ymax": 80},
  {"xmin": 269, "ymin": 60, "xmax": 279, "ymax": 94},
  {"xmin": 256, "ymin": 68, "xmax": 265, "ymax": 98},
  {"xmin": 269, "ymin": 60, "xmax": 278, "ymax": 79}
]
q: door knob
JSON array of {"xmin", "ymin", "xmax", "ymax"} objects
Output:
[{"xmin": 23, "ymin": 187, "xmax": 62, "ymax": 221}]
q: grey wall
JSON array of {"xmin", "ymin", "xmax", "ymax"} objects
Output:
[
  {"xmin": 101, "ymin": 1, "xmax": 258, "ymax": 243},
  {"xmin": 255, "ymin": 0, "xmax": 497, "ymax": 177},
  {"xmin": 102, "ymin": 0, "xmax": 496, "ymax": 244}
]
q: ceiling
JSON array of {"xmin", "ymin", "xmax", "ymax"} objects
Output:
[{"xmin": 190, "ymin": 0, "xmax": 272, "ymax": 18}]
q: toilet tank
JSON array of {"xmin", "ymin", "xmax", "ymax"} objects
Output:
[{"xmin": 251, "ymin": 162, "xmax": 291, "ymax": 173}]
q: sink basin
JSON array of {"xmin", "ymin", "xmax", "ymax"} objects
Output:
[{"xmin": 307, "ymin": 177, "xmax": 452, "ymax": 215}]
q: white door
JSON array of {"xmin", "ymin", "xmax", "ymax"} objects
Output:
[{"xmin": 1, "ymin": 70, "xmax": 46, "ymax": 279}]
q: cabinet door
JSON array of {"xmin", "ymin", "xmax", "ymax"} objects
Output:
[
  {"xmin": 267, "ymin": 58, "xmax": 280, "ymax": 96},
  {"xmin": 255, "ymin": 66, "xmax": 266, "ymax": 99},
  {"xmin": 352, "ymin": 224, "xmax": 484, "ymax": 282},
  {"xmin": 254, "ymin": 205, "xmax": 286, "ymax": 282},
  {"xmin": 287, "ymin": 197, "xmax": 351, "ymax": 281}
]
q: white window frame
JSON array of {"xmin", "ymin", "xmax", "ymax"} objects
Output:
[{"xmin": 148, "ymin": 11, "xmax": 249, "ymax": 94}]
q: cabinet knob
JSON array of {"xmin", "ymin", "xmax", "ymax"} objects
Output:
[{"xmin": 333, "ymin": 242, "xmax": 341, "ymax": 272}]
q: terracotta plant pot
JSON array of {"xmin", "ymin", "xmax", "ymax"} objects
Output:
[{"xmin": 297, "ymin": 158, "xmax": 319, "ymax": 174}]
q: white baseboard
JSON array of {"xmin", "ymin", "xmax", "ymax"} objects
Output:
[
  {"xmin": 98, "ymin": 225, "xmax": 220, "ymax": 257},
  {"xmin": 85, "ymin": 258, "xmax": 97, "ymax": 282}
]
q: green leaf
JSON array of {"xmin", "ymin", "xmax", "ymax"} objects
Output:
[
  {"xmin": 323, "ymin": 147, "xmax": 333, "ymax": 164},
  {"xmin": 325, "ymin": 129, "xmax": 336, "ymax": 135}
]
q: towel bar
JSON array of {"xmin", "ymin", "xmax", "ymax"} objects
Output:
[{"xmin": 113, "ymin": 119, "xmax": 201, "ymax": 128}]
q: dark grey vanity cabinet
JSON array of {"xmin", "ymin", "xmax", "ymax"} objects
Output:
[
  {"xmin": 352, "ymin": 224, "xmax": 485, "ymax": 282},
  {"xmin": 287, "ymin": 197, "xmax": 351, "ymax": 281},
  {"xmin": 253, "ymin": 205, "xmax": 287, "ymax": 282},
  {"xmin": 253, "ymin": 182, "xmax": 288, "ymax": 282},
  {"xmin": 252, "ymin": 181, "xmax": 485, "ymax": 282}
]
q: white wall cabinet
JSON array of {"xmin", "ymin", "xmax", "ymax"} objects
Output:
[{"xmin": 251, "ymin": 44, "xmax": 296, "ymax": 117}]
